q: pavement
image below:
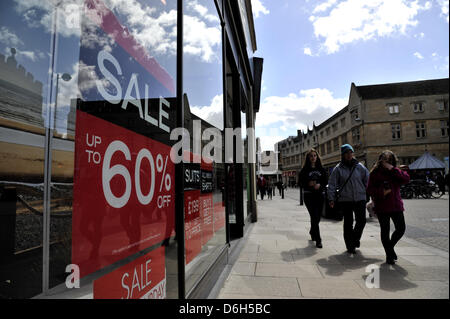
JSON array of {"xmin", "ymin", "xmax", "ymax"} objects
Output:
[{"xmin": 215, "ymin": 189, "xmax": 449, "ymax": 299}]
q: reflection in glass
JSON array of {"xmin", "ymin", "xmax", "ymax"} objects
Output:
[
  {"xmin": 0, "ymin": 0, "xmax": 54, "ymax": 298},
  {"xmin": 183, "ymin": 0, "xmax": 225, "ymax": 295}
]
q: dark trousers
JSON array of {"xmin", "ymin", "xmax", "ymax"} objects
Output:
[
  {"xmin": 376, "ymin": 211, "xmax": 406, "ymax": 258},
  {"xmin": 339, "ymin": 201, "xmax": 367, "ymax": 250},
  {"xmin": 304, "ymin": 193, "xmax": 323, "ymax": 242}
]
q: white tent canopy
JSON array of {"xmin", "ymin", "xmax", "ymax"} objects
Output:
[{"xmin": 408, "ymin": 152, "xmax": 446, "ymax": 170}]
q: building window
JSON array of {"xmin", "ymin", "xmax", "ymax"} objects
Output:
[
  {"xmin": 341, "ymin": 133, "xmax": 347, "ymax": 145},
  {"xmin": 326, "ymin": 127, "xmax": 330, "ymax": 136},
  {"xmin": 436, "ymin": 99, "xmax": 449, "ymax": 112},
  {"xmin": 326, "ymin": 141, "xmax": 332, "ymax": 154},
  {"xmin": 391, "ymin": 123, "xmax": 401, "ymax": 140},
  {"xmin": 320, "ymin": 131, "xmax": 324, "ymax": 138},
  {"xmin": 441, "ymin": 120, "xmax": 449, "ymax": 137},
  {"xmin": 351, "ymin": 109, "xmax": 359, "ymax": 122},
  {"xmin": 332, "ymin": 122, "xmax": 338, "ymax": 132},
  {"xmin": 320, "ymin": 144, "xmax": 325, "ymax": 155},
  {"xmin": 415, "ymin": 122, "xmax": 426, "ymax": 138},
  {"xmin": 412, "ymin": 101, "xmax": 425, "ymax": 113},
  {"xmin": 333, "ymin": 137, "xmax": 339, "ymax": 152},
  {"xmin": 341, "ymin": 118, "xmax": 346, "ymax": 128},
  {"xmin": 352, "ymin": 128, "xmax": 360, "ymax": 143},
  {"xmin": 387, "ymin": 104, "xmax": 400, "ymax": 114}
]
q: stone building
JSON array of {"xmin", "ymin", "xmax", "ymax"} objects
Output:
[
  {"xmin": 289, "ymin": 78, "xmax": 449, "ymax": 174},
  {"xmin": 276, "ymin": 133, "xmax": 302, "ymax": 186}
]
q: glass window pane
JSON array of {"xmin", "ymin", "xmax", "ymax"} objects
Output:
[
  {"xmin": 0, "ymin": 0, "xmax": 54, "ymax": 298},
  {"xmin": 183, "ymin": 0, "xmax": 225, "ymax": 296},
  {"xmin": 44, "ymin": 0, "xmax": 178, "ymax": 299}
]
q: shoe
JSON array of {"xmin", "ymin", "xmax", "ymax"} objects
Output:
[
  {"xmin": 347, "ymin": 248, "xmax": 356, "ymax": 254},
  {"xmin": 386, "ymin": 257, "xmax": 395, "ymax": 265},
  {"xmin": 316, "ymin": 241, "xmax": 323, "ymax": 248}
]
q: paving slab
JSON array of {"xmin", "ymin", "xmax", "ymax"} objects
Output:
[
  {"xmin": 220, "ymin": 275, "xmax": 302, "ymax": 297},
  {"xmin": 255, "ymin": 263, "xmax": 323, "ymax": 278},
  {"xmin": 297, "ymin": 278, "xmax": 370, "ymax": 299}
]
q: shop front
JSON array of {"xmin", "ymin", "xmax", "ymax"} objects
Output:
[{"xmin": 0, "ymin": 0, "xmax": 262, "ymax": 299}]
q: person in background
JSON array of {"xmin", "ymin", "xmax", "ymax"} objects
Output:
[
  {"xmin": 257, "ymin": 175, "xmax": 267, "ymax": 200},
  {"xmin": 267, "ymin": 178, "xmax": 273, "ymax": 200},
  {"xmin": 327, "ymin": 144, "xmax": 370, "ymax": 254},
  {"xmin": 299, "ymin": 149, "xmax": 328, "ymax": 248},
  {"xmin": 367, "ymin": 150, "xmax": 410, "ymax": 265}
]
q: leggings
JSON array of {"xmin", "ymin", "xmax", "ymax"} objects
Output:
[
  {"xmin": 376, "ymin": 211, "xmax": 406, "ymax": 258},
  {"xmin": 304, "ymin": 193, "xmax": 324, "ymax": 241}
]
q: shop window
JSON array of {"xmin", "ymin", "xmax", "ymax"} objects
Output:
[{"xmin": 1, "ymin": 0, "xmax": 181, "ymax": 299}]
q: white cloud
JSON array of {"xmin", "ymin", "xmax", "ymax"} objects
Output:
[
  {"xmin": 437, "ymin": 0, "xmax": 449, "ymax": 22},
  {"xmin": 184, "ymin": 15, "xmax": 221, "ymax": 62},
  {"xmin": 251, "ymin": 0, "xmax": 270, "ymax": 18},
  {"xmin": 313, "ymin": 0, "xmax": 337, "ymax": 13},
  {"xmin": 414, "ymin": 32, "xmax": 425, "ymax": 38},
  {"xmin": 0, "ymin": 26, "xmax": 24, "ymax": 47},
  {"xmin": 190, "ymin": 94, "xmax": 224, "ymax": 130},
  {"xmin": 309, "ymin": 0, "xmax": 432, "ymax": 54},
  {"xmin": 414, "ymin": 51, "xmax": 424, "ymax": 59},
  {"xmin": 303, "ymin": 47, "xmax": 313, "ymax": 56},
  {"xmin": 256, "ymin": 88, "xmax": 347, "ymax": 132}
]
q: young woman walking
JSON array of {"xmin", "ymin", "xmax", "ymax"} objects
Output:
[
  {"xmin": 367, "ymin": 150, "xmax": 410, "ymax": 265},
  {"xmin": 299, "ymin": 149, "xmax": 328, "ymax": 248}
]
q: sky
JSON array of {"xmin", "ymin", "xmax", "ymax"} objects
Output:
[{"xmin": 251, "ymin": 0, "xmax": 449, "ymax": 151}]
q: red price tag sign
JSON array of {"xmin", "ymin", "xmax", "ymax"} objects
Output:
[
  {"xmin": 73, "ymin": 111, "xmax": 175, "ymax": 278},
  {"xmin": 184, "ymin": 190, "xmax": 201, "ymax": 265}
]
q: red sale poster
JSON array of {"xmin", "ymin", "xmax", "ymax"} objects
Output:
[
  {"xmin": 93, "ymin": 247, "xmax": 166, "ymax": 299},
  {"xmin": 73, "ymin": 111, "xmax": 175, "ymax": 278}
]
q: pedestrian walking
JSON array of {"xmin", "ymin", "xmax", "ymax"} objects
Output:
[
  {"xmin": 257, "ymin": 175, "xmax": 267, "ymax": 200},
  {"xmin": 267, "ymin": 179, "xmax": 273, "ymax": 200},
  {"xmin": 367, "ymin": 150, "xmax": 410, "ymax": 265},
  {"xmin": 299, "ymin": 149, "xmax": 327, "ymax": 248},
  {"xmin": 327, "ymin": 144, "xmax": 369, "ymax": 254}
]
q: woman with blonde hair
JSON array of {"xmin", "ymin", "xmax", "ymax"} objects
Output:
[
  {"xmin": 299, "ymin": 149, "xmax": 328, "ymax": 248},
  {"xmin": 367, "ymin": 150, "xmax": 410, "ymax": 265}
]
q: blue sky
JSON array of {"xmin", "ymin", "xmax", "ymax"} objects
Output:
[{"xmin": 251, "ymin": 0, "xmax": 449, "ymax": 151}]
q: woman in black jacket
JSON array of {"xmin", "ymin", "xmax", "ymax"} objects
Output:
[{"xmin": 299, "ymin": 149, "xmax": 328, "ymax": 248}]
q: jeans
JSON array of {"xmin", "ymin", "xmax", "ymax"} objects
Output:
[
  {"xmin": 304, "ymin": 193, "xmax": 324, "ymax": 242},
  {"xmin": 376, "ymin": 211, "xmax": 406, "ymax": 258},
  {"xmin": 339, "ymin": 201, "xmax": 367, "ymax": 250}
]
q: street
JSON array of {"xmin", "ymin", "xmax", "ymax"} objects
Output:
[{"xmin": 402, "ymin": 195, "xmax": 449, "ymax": 252}]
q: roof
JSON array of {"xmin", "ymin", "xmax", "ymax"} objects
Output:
[
  {"xmin": 408, "ymin": 152, "xmax": 446, "ymax": 170},
  {"xmin": 355, "ymin": 78, "xmax": 449, "ymax": 100}
]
